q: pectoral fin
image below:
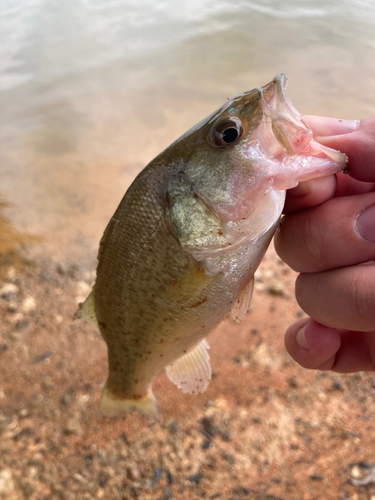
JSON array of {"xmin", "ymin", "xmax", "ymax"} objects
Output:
[
  {"xmin": 166, "ymin": 339, "xmax": 211, "ymax": 394},
  {"xmin": 230, "ymin": 277, "xmax": 254, "ymax": 323}
]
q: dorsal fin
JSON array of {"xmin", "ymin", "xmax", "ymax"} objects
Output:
[{"xmin": 166, "ymin": 339, "xmax": 211, "ymax": 394}]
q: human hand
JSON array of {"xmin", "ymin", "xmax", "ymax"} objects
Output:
[{"xmin": 274, "ymin": 116, "xmax": 375, "ymax": 372}]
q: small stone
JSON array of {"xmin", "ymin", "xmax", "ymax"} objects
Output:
[
  {"xmin": 64, "ymin": 416, "xmax": 83, "ymax": 436},
  {"xmin": 31, "ymin": 351, "xmax": 52, "ymax": 364},
  {"xmin": 288, "ymin": 376, "xmax": 299, "ymax": 388},
  {"xmin": 21, "ymin": 296, "xmax": 37, "ymax": 313},
  {"xmin": 18, "ymin": 409, "xmax": 28, "ymax": 418},
  {"xmin": 332, "ymin": 380, "xmax": 344, "ymax": 391},
  {"xmin": 6, "ymin": 266, "xmax": 16, "ymax": 281},
  {"xmin": 310, "ymin": 474, "xmax": 324, "ymax": 481},
  {"xmin": 0, "ymin": 283, "xmax": 19, "ymax": 300},
  {"xmin": 186, "ymin": 473, "xmax": 201, "ymax": 484},
  {"xmin": 164, "ymin": 418, "xmax": 178, "ymax": 434},
  {"xmin": 96, "ymin": 488, "xmax": 105, "ymax": 499},
  {"xmin": 61, "ymin": 391, "xmax": 74, "ymax": 406},
  {"xmin": 127, "ymin": 466, "xmax": 141, "ymax": 481},
  {"xmin": 77, "ymin": 394, "xmax": 90, "ymax": 405},
  {"xmin": 98, "ymin": 473, "xmax": 107, "ymax": 487},
  {"xmin": 351, "ymin": 465, "xmax": 363, "ymax": 479},
  {"xmin": 201, "ymin": 440, "xmax": 211, "ymax": 450},
  {"xmin": 0, "ymin": 469, "xmax": 15, "ymax": 494},
  {"xmin": 267, "ymin": 281, "xmax": 284, "ymax": 296}
]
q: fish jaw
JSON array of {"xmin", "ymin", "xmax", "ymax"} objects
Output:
[{"xmin": 256, "ymin": 74, "xmax": 348, "ymax": 189}]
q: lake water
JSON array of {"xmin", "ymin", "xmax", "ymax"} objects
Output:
[{"xmin": 1, "ymin": 0, "xmax": 375, "ymax": 268}]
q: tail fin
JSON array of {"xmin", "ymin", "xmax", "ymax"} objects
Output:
[{"xmin": 100, "ymin": 384, "xmax": 162, "ymax": 422}]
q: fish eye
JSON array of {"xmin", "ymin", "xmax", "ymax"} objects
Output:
[{"xmin": 210, "ymin": 117, "xmax": 244, "ymax": 148}]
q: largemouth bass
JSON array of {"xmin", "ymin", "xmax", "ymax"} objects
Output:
[{"xmin": 78, "ymin": 75, "xmax": 346, "ymax": 421}]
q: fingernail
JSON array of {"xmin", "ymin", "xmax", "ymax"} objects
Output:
[
  {"xmin": 296, "ymin": 325, "xmax": 311, "ymax": 350},
  {"xmin": 302, "ymin": 116, "xmax": 359, "ymax": 137},
  {"xmin": 356, "ymin": 204, "xmax": 375, "ymax": 243}
]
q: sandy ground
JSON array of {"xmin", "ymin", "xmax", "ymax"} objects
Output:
[{"xmin": 1, "ymin": 245, "xmax": 375, "ymax": 500}]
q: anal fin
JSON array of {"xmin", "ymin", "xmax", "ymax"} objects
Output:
[
  {"xmin": 100, "ymin": 384, "xmax": 162, "ymax": 422},
  {"xmin": 166, "ymin": 339, "xmax": 211, "ymax": 394},
  {"xmin": 230, "ymin": 277, "xmax": 254, "ymax": 323}
]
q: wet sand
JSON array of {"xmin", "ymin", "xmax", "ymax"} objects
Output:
[{"xmin": 1, "ymin": 245, "xmax": 375, "ymax": 500}]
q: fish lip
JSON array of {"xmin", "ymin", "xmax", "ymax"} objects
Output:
[
  {"xmin": 272, "ymin": 73, "xmax": 288, "ymax": 94},
  {"xmin": 261, "ymin": 74, "xmax": 302, "ymax": 123}
]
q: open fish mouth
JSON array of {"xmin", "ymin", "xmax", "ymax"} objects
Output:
[{"xmin": 259, "ymin": 74, "xmax": 347, "ymax": 167}]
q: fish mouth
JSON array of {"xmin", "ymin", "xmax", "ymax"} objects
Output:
[
  {"xmin": 261, "ymin": 74, "xmax": 302, "ymax": 125},
  {"xmin": 257, "ymin": 74, "xmax": 347, "ymax": 168}
]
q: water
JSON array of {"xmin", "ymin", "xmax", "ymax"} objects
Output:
[{"xmin": 1, "ymin": 0, "xmax": 375, "ymax": 267}]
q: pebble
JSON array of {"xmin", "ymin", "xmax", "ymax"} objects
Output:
[
  {"xmin": 18, "ymin": 409, "xmax": 28, "ymax": 418},
  {"xmin": 21, "ymin": 296, "xmax": 37, "ymax": 313},
  {"xmin": 351, "ymin": 465, "xmax": 363, "ymax": 479},
  {"xmin": 64, "ymin": 417, "xmax": 83, "ymax": 436},
  {"xmin": 310, "ymin": 474, "xmax": 324, "ymax": 481},
  {"xmin": 0, "ymin": 468, "xmax": 15, "ymax": 494},
  {"xmin": 6, "ymin": 266, "xmax": 16, "ymax": 281},
  {"xmin": 96, "ymin": 488, "xmax": 105, "ymax": 498},
  {"xmin": 288, "ymin": 376, "xmax": 299, "ymax": 389},
  {"xmin": 332, "ymin": 380, "xmax": 344, "ymax": 391},
  {"xmin": 0, "ymin": 283, "xmax": 19, "ymax": 300},
  {"xmin": 186, "ymin": 473, "xmax": 201, "ymax": 484},
  {"xmin": 61, "ymin": 391, "xmax": 74, "ymax": 406},
  {"xmin": 267, "ymin": 281, "xmax": 284, "ymax": 296}
]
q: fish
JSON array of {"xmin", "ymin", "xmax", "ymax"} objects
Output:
[{"xmin": 77, "ymin": 74, "xmax": 347, "ymax": 421}]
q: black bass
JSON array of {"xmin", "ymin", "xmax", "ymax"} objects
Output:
[{"xmin": 77, "ymin": 75, "xmax": 346, "ymax": 420}]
